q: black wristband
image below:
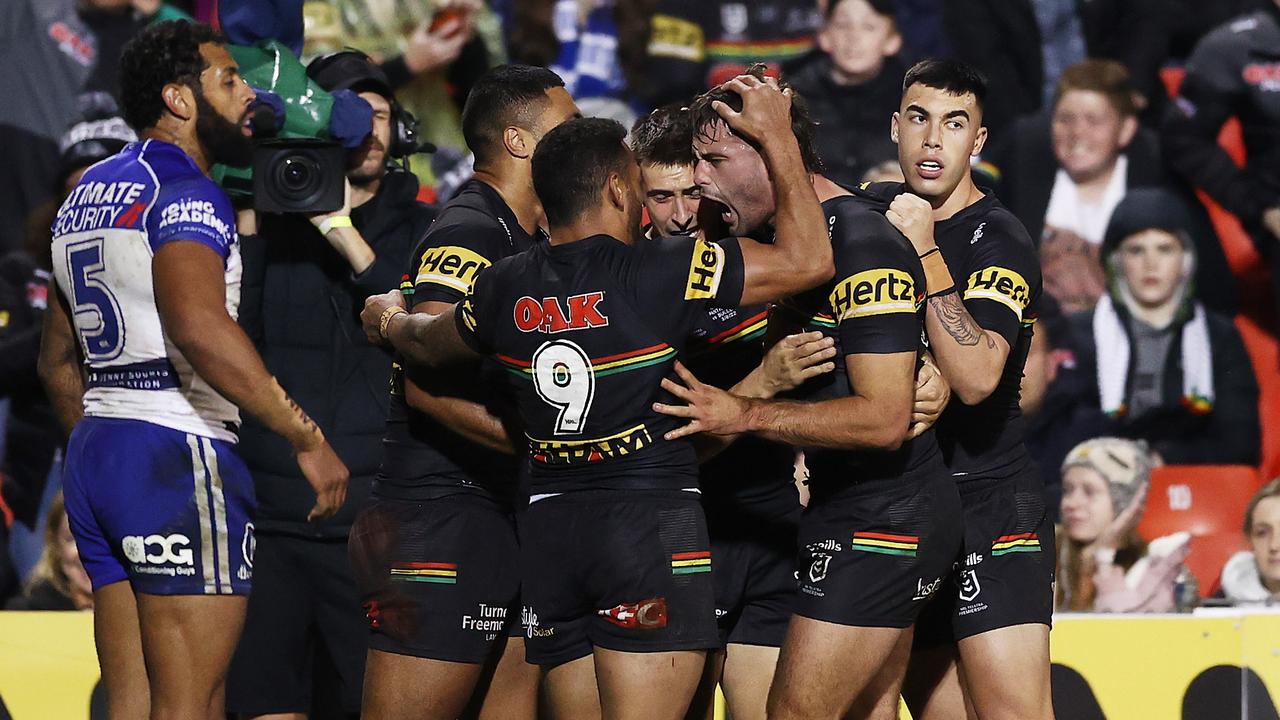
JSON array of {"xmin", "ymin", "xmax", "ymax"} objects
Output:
[{"xmin": 927, "ymin": 285, "xmax": 958, "ymax": 299}]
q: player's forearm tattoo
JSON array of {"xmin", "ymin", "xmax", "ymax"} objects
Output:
[{"xmin": 929, "ymin": 293, "xmax": 996, "ymax": 349}]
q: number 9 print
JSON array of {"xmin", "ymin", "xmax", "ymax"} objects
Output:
[{"xmin": 532, "ymin": 339, "xmax": 596, "ymax": 435}]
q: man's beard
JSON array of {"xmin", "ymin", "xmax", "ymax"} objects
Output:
[
  {"xmin": 347, "ymin": 136, "xmax": 388, "ymax": 186},
  {"xmin": 195, "ymin": 91, "xmax": 253, "ymax": 168}
]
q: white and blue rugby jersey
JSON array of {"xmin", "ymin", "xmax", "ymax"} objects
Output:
[{"xmin": 50, "ymin": 139, "xmax": 242, "ymax": 442}]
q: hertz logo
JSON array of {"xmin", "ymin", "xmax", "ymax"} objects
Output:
[
  {"xmin": 829, "ymin": 268, "xmax": 919, "ymax": 320},
  {"xmin": 685, "ymin": 238, "xmax": 725, "ymax": 300},
  {"xmin": 416, "ymin": 245, "xmax": 492, "ymax": 293},
  {"xmin": 964, "ymin": 266, "xmax": 1030, "ymax": 319}
]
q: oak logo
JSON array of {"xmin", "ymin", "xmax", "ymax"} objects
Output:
[
  {"xmin": 514, "ymin": 292, "xmax": 610, "ymax": 334},
  {"xmin": 829, "ymin": 268, "xmax": 918, "ymax": 320},
  {"xmin": 964, "ymin": 266, "xmax": 1030, "ymax": 319},
  {"xmin": 416, "ymin": 245, "xmax": 491, "ymax": 293},
  {"xmin": 685, "ymin": 238, "xmax": 726, "ymax": 300}
]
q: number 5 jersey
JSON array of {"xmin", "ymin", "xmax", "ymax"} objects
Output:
[{"xmin": 50, "ymin": 139, "xmax": 242, "ymax": 442}]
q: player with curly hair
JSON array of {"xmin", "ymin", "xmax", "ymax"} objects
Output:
[{"xmin": 39, "ymin": 20, "xmax": 349, "ymax": 718}]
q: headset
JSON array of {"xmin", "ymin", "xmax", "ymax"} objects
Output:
[{"xmin": 305, "ymin": 49, "xmax": 433, "ymax": 161}]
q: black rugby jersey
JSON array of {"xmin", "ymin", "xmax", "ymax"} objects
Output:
[
  {"xmin": 871, "ymin": 183, "xmax": 1042, "ymax": 476},
  {"xmin": 455, "ymin": 233, "xmax": 745, "ymax": 495},
  {"xmin": 772, "ymin": 190, "xmax": 939, "ymax": 501},
  {"xmin": 377, "ymin": 179, "xmax": 536, "ymax": 503},
  {"xmin": 685, "ymin": 304, "xmax": 799, "ymax": 528}
]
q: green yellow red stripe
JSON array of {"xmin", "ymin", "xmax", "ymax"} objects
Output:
[
  {"xmin": 390, "ymin": 561, "xmax": 457, "ymax": 584},
  {"xmin": 852, "ymin": 531, "xmax": 919, "ymax": 557},
  {"xmin": 707, "ymin": 310, "xmax": 768, "ymax": 345},
  {"xmin": 496, "ymin": 344, "xmax": 677, "ymax": 380},
  {"xmin": 672, "ymin": 550, "xmax": 712, "ymax": 575},
  {"xmin": 706, "ymin": 38, "xmax": 813, "ymax": 61},
  {"xmin": 991, "ymin": 533, "xmax": 1041, "ymax": 556}
]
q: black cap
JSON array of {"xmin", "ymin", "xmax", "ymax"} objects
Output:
[
  {"xmin": 58, "ymin": 92, "xmax": 137, "ymax": 182},
  {"xmin": 306, "ymin": 50, "xmax": 394, "ymax": 100},
  {"xmin": 1101, "ymin": 188, "xmax": 1196, "ymax": 258}
]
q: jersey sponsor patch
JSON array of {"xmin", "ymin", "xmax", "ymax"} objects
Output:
[
  {"xmin": 685, "ymin": 238, "xmax": 726, "ymax": 300},
  {"xmin": 829, "ymin": 268, "xmax": 919, "ymax": 320},
  {"xmin": 527, "ymin": 423, "xmax": 655, "ymax": 464},
  {"xmin": 963, "ymin": 266, "xmax": 1030, "ymax": 319},
  {"xmin": 416, "ymin": 245, "xmax": 492, "ymax": 293}
]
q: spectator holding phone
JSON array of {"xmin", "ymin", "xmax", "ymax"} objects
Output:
[
  {"xmin": 1056, "ymin": 437, "xmax": 1190, "ymax": 613},
  {"xmin": 303, "ymin": 0, "xmax": 504, "ymax": 187}
]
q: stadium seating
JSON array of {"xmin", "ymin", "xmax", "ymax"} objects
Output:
[{"xmin": 1138, "ymin": 464, "xmax": 1260, "ymax": 596}]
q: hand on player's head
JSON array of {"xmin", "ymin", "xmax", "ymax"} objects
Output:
[{"xmin": 710, "ymin": 74, "xmax": 795, "ymax": 149}]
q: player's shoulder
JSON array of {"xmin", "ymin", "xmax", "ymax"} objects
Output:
[
  {"xmin": 138, "ymin": 140, "xmax": 210, "ymax": 188},
  {"xmin": 969, "ymin": 194, "xmax": 1035, "ymax": 249},
  {"xmin": 822, "ymin": 191, "xmax": 911, "ymax": 260}
]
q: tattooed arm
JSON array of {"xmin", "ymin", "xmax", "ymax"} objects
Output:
[
  {"xmin": 888, "ymin": 193, "xmax": 1011, "ymax": 406},
  {"xmin": 154, "ymin": 241, "xmax": 349, "ymax": 521},
  {"xmin": 924, "ymin": 290, "xmax": 1010, "ymax": 404}
]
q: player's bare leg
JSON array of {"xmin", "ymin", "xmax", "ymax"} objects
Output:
[
  {"xmin": 93, "ymin": 581, "xmax": 150, "ymax": 720},
  {"xmin": 954, "ymin": 624, "xmax": 1053, "ymax": 720},
  {"xmin": 474, "ymin": 636, "xmax": 539, "ymax": 720},
  {"xmin": 686, "ymin": 648, "xmax": 725, "ymax": 720},
  {"xmin": 243, "ymin": 713, "xmax": 303, "ymax": 720},
  {"xmin": 847, "ymin": 627, "xmax": 913, "ymax": 720},
  {"xmin": 595, "ymin": 648, "xmax": 705, "ymax": 720},
  {"xmin": 360, "ymin": 649, "xmax": 482, "ymax": 720},
  {"xmin": 721, "ymin": 643, "xmax": 780, "ymax": 720},
  {"xmin": 766, "ymin": 617, "xmax": 905, "ymax": 720},
  {"xmin": 542, "ymin": 655, "xmax": 602, "ymax": 720},
  {"xmin": 135, "ymin": 593, "xmax": 247, "ymax": 720},
  {"xmin": 900, "ymin": 644, "xmax": 977, "ymax": 720}
]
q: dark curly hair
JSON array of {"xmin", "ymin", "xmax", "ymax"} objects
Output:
[
  {"xmin": 689, "ymin": 64, "xmax": 824, "ymax": 173},
  {"xmin": 119, "ymin": 20, "xmax": 224, "ymax": 132},
  {"xmin": 630, "ymin": 103, "xmax": 694, "ymax": 168}
]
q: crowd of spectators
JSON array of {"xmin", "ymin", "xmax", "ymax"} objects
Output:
[{"xmin": 1, "ymin": 0, "xmax": 1279, "ymax": 700}]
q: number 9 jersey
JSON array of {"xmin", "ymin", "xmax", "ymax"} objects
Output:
[
  {"xmin": 454, "ymin": 233, "xmax": 745, "ymax": 496},
  {"xmin": 50, "ymin": 139, "xmax": 242, "ymax": 442}
]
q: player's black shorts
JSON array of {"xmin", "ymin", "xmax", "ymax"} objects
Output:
[
  {"xmin": 348, "ymin": 493, "xmax": 520, "ymax": 663},
  {"xmin": 226, "ymin": 534, "xmax": 365, "ymax": 715},
  {"xmin": 518, "ymin": 489, "xmax": 720, "ymax": 666},
  {"xmin": 794, "ymin": 468, "xmax": 962, "ymax": 629},
  {"xmin": 914, "ymin": 459, "xmax": 1055, "ymax": 646},
  {"xmin": 708, "ymin": 515, "xmax": 798, "ymax": 648}
]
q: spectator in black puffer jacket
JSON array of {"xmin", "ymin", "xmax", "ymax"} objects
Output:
[
  {"xmin": 224, "ymin": 52, "xmax": 435, "ymax": 719},
  {"xmin": 1163, "ymin": 1, "xmax": 1280, "ymax": 319},
  {"xmin": 789, "ymin": 0, "xmax": 905, "ymax": 188}
]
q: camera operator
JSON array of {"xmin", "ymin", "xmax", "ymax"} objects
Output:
[{"xmin": 225, "ymin": 51, "xmax": 435, "ymax": 719}]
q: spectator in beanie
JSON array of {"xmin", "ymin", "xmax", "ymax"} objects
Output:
[
  {"xmin": 1063, "ymin": 189, "xmax": 1259, "ymax": 466},
  {"xmin": 1056, "ymin": 437, "xmax": 1190, "ymax": 613}
]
